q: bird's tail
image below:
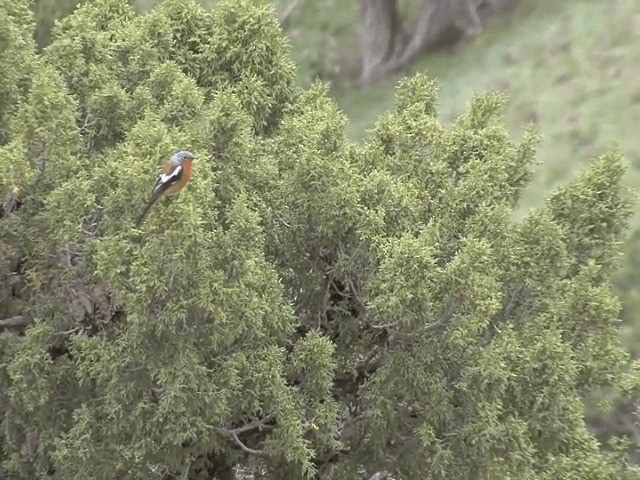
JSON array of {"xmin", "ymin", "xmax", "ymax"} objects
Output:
[{"xmin": 135, "ymin": 194, "xmax": 161, "ymax": 227}]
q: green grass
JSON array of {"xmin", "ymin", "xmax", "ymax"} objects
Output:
[{"xmin": 326, "ymin": 0, "xmax": 640, "ymax": 223}]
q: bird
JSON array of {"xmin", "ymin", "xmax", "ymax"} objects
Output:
[{"xmin": 136, "ymin": 150, "xmax": 195, "ymax": 227}]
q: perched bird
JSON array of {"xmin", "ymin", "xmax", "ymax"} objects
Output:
[{"xmin": 136, "ymin": 150, "xmax": 195, "ymax": 227}]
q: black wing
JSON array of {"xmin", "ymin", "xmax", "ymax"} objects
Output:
[
  {"xmin": 152, "ymin": 164, "xmax": 183, "ymax": 197},
  {"xmin": 136, "ymin": 165, "xmax": 184, "ymax": 227}
]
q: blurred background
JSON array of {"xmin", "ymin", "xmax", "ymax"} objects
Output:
[{"xmin": 32, "ymin": 0, "xmax": 640, "ymax": 451}]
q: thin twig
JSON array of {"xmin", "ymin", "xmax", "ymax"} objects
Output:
[
  {"xmin": 423, "ymin": 316, "xmax": 448, "ymax": 333},
  {"xmin": 346, "ymin": 277, "xmax": 366, "ymax": 309},
  {"xmin": 225, "ymin": 414, "xmax": 274, "ymax": 435},
  {"xmin": 371, "ymin": 323, "xmax": 395, "ymax": 330},
  {"xmin": 216, "ymin": 427, "xmax": 265, "ymax": 455},
  {"xmin": 211, "ymin": 414, "xmax": 274, "ymax": 455},
  {"xmin": 273, "ymin": 209, "xmax": 291, "ymax": 228},
  {"xmin": 79, "ymin": 113, "xmax": 97, "ymax": 133},
  {"xmin": 502, "ymin": 284, "xmax": 525, "ymax": 320}
]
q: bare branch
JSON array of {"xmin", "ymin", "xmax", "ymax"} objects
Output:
[
  {"xmin": 371, "ymin": 323, "xmax": 395, "ymax": 329},
  {"xmin": 0, "ymin": 315, "xmax": 30, "ymax": 329},
  {"xmin": 334, "ymin": 348, "xmax": 389, "ymax": 388},
  {"xmin": 423, "ymin": 315, "xmax": 449, "ymax": 333},
  {"xmin": 211, "ymin": 414, "xmax": 274, "ymax": 456},
  {"xmin": 502, "ymin": 284, "xmax": 525, "ymax": 320},
  {"xmin": 55, "ymin": 327, "xmax": 81, "ymax": 336},
  {"xmin": 272, "ymin": 209, "xmax": 291, "ymax": 228},
  {"xmin": 346, "ymin": 277, "xmax": 367, "ymax": 310},
  {"xmin": 216, "ymin": 427, "xmax": 265, "ymax": 455},
  {"xmin": 225, "ymin": 414, "xmax": 274, "ymax": 435},
  {"xmin": 79, "ymin": 112, "xmax": 97, "ymax": 133},
  {"xmin": 419, "ymin": 298, "xmax": 461, "ymax": 335}
]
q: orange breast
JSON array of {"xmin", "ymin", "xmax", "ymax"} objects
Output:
[{"xmin": 167, "ymin": 160, "xmax": 192, "ymax": 195}]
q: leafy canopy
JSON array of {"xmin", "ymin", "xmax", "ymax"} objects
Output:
[{"xmin": 0, "ymin": 0, "xmax": 638, "ymax": 479}]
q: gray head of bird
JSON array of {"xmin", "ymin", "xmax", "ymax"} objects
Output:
[{"xmin": 171, "ymin": 150, "xmax": 195, "ymax": 165}]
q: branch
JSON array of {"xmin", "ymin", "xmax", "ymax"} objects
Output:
[
  {"xmin": 420, "ymin": 298, "xmax": 462, "ymax": 335},
  {"xmin": 225, "ymin": 414, "xmax": 274, "ymax": 434},
  {"xmin": 212, "ymin": 414, "xmax": 274, "ymax": 456},
  {"xmin": 334, "ymin": 348, "xmax": 389, "ymax": 390},
  {"xmin": 346, "ymin": 277, "xmax": 367, "ymax": 310},
  {"xmin": 79, "ymin": 112, "xmax": 96, "ymax": 133},
  {"xmin": 422, "ymin": 315, "xmax": 449, "ymax": 333},
  {"xmin": 0, "ymin": 315, "xmax": 30, "ymax": 330},
  {"xmin": 272, "ymin": 208, "xmax": 291, "ymax": 228},
  {"xmin": 215, "ymin": 427, "xmax": 265, "ymax": 455},
  {"xmin": 371, "ymin": 322, "xmax": 394, "ymax": 329},
  {"xmin": 502, "ymin": 284, "xmax": 525, "ymax": 320}
]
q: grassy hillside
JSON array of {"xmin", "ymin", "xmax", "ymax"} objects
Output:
[{"xmin": 329, "ymin": 0, "xmax": 640, "ymax": 223}]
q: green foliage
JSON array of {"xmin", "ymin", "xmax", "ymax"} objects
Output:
[
  {"xmin": 0, "ymin": 0, "xmax": 37, "ymax": 145},
  {"xmin": 0, "ymin": 1, "xmax": 638, "ymax": 479}
]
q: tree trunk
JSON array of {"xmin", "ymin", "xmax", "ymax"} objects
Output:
[
  {"xmin": 359, "ymin": 0, "xmax": 409, "ymax": 88},
  {"xmin": 358, "ymin": 0, "xmax": 520, "ymax": 88}
]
